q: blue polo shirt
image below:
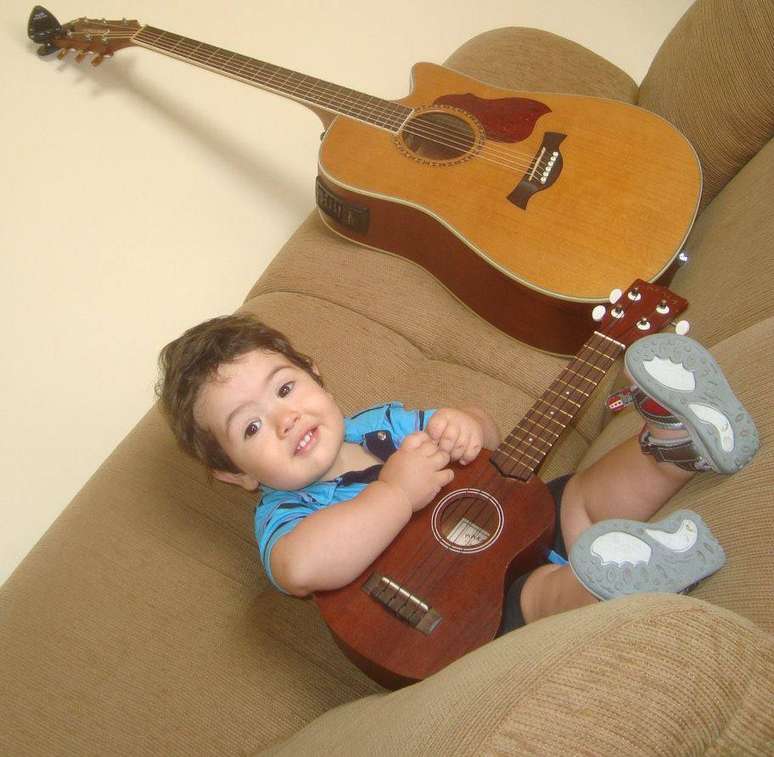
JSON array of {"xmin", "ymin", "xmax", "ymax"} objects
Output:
[{"xmin": 254, "ymin": 402, "xmax": 435, "ymax": 592}]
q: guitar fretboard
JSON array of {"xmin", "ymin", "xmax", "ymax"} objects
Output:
[
  {"xmin": 132, "ymin": 26, "xmax": 413, "ymax": 132},
  {"xmin": 491, "ymin": 332, "xmax": 624, "ymax": 481}
]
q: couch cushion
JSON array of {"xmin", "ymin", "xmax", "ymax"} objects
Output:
[
  {"xmin": 258, "ymin": 594, "xmax": 774, "ymax": 756},
  {"xmin": 577, "ymin": 317, "xmax": 774, "ymax": 633},
  {"xmin": 638, "ymin": 0, "xmax": 774, "ymax": 210},
  {"xmin": 669, "ymin": 137, "xmax": 774, "ymax": 348},
  {"xmin": 0, "ymin": 407, "xmax": 381, "ymax": 756},
  {"xmin": 443, "ymin": 27, "xmax": 637, "ymax": 101}
]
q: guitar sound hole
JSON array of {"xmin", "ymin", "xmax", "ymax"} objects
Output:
[
  {"xmin": 432, "ymin": 489, "xmax": 503, "ymax": 554},
  {"xmin": 400, "ymin": 111, "xmax": 476, "ymax": 162}
]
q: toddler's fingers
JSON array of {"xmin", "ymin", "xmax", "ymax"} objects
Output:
[
  {"xmin": 402, "ymin": 430, "xmax": 431, "ymax": 449},
  {"xmin": 460, "ymin": 441, "xmax": 483, "ymax": 465},
  {"xmin": 427, "ymin": 415, "xmax": 448, "ymax": 443}
]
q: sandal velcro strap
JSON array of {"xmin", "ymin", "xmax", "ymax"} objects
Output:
[
  {"xmin": 631, "ymin": 386, "xmax": 684, "ymax": 430},
  {"xmin": 638, "ymin": 426, "xmax": 712, "ymax": 472}
]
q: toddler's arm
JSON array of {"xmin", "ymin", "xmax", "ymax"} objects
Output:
[{"xmin": 271, "ymin": 432, "xmax": 453, "ymax": 597}]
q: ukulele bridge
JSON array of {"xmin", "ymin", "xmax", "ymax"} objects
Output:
[{"xmin": 362, "ymin": 573, "xmax": 442, "ymax": 635}]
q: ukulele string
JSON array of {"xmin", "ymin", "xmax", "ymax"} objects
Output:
[
  {"xmin": 384, "ymin": 336, "xmax": 618, "ymax": 620},
  {"xmin": 132, "ymin": 35, "xmax": 552, "ymax": 174}
]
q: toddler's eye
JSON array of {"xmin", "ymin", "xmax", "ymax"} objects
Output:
[
  {"xmin": 244, "ymin": 419, "xmax": 262, "ymax": 439},
  {"xmin": 278, "ymin": 381, "xmax": 294, "ymax": 398}
]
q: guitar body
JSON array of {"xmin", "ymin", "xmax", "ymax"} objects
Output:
[
  {"xmin": 318, "ymin": 63, "xmax": 701, "ymax": 354},
  {"xmin": 313, "ymin": 451, "xmax": 556, "ymax": 689}
]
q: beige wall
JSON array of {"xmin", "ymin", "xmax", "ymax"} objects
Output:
[{"xmin": 1, "ymin": 0, "xmax": 693, "ymax": 585}]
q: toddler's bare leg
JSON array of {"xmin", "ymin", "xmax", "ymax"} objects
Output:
[
  {"xmin": 521, "ymin": 426, "xmax": 691, "ymax": 623},
  {"xmin": 560, "ymin": 431, "xmax": 693, "ymax": 552}
]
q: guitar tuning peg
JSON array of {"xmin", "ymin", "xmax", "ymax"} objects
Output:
[
  {"xmin": 91, "ymin": 54, "xmax": 105, "ymax": 66},
  {"xmin": 672, "ymin": 320, "xmax": 690, "ymax": 335},
  {"xmin": 591, "ymin": 305, "xmax": 607, "ymax": 322},
  {"xmin": 75, "ymin": 49, "xmax": 88, "ymax": 62},
  {"xmin": 608, "ymin": 288, "xmax": 622, "ymax": 304},
  {"xmin": 57, "ymin": 47, "xmax": 70, "ymax": 60}
]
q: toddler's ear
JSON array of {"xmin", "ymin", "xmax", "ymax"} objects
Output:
[{"xmin": 212, "ymin": 469, "xmax": 261, "ymax": 491}]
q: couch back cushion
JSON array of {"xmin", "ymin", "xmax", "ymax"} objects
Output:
[
  {"xmin": 669, "ymin": 137, "xmax": 774, "ymax": 348},
  {"xmin": 443, "ymin": 27, "xmax": 637, "ymax": 101},
  {"xmin": 638, "ymin": 0, "xmax": 774, "ymax": 210}
]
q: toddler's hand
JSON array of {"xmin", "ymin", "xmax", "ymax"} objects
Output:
[
  {"xmin": 379, "ymin": 431, "xmax": 453, "ymax": 512},
  {"xmin": 426, "ymin": 408, "xmax": 484, "ymax": 465}
]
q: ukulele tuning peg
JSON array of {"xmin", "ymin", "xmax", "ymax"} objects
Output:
[
  {"xmin": 608, "ymin": 288, "xmax": 623, "ymax": 304},
  {"xmin": 672, "ymin": 319, "xmax": 690, "ymax": 335},
  {"xmin": 591, "ymin": 304, "xmax": 607, "ymax": 322}
]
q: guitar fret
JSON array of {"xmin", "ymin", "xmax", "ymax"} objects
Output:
[{"xmin": 133, "ymin": 26, "xmax": 412, "ymax": 131}]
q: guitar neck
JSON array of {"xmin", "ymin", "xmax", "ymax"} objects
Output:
[
  {"xmin": 131, "ymin": 26, "xmax": 412, "ymax": 131},
  {"xmin": 491, "ymin": 331, "xmax": 625, "ymax": 480}
]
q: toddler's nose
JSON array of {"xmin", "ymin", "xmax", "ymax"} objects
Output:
[{"xmin": 278, "ymin": 409, "xmax": 300, "ymax": 438}]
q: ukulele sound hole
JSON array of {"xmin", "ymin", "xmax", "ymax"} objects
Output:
[
  {"xmin": 432, "ymin": 489, "xmax": 503, "ymax": 554},
  {"xmin": 400, "ymin": 110, "xmax": 477, "ymax": 162}
]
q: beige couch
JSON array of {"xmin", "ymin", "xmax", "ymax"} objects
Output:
[{"xmin": 2, "ymin": 0, "xmax": 772, "ymax": 754}]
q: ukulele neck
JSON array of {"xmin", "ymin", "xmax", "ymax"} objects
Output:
[
  {"xmin": 132, "ymin": 26, "xmax": 413, "ymax": 131},
  {"xmin": 491, "ymin": 331, "xmax": 625, "ymax": 480}
]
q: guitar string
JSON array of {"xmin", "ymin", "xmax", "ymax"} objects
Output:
[
  {"xmin": 382, "ymin": 338, "xmax": 617, "ymax": 625},
  {"xmin": 376, "ymin": 334, "xmax": 621, "ymax": 624},
  {"xmin": 122, "ymin": 30, "xmax": 558, "ymax": 175},
  {"xmin": 398, "ymin": 336, "xmax": 623, "ymax": 621},
  {"xmin": 77, "ymin": 28, "xmax": 554, "ymax": 176},
  {"xmin": 398, "ymin": 336, "xmax": 620, "ymax": 608}
]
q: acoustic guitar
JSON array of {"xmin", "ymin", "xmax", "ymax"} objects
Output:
[
  {"xmin": 29, "ymin": 7, "xmax": 701, "ymax": 355},
  {"xmin": 313, "ymin": 279, "xmax": 687, "ymax": 688}
]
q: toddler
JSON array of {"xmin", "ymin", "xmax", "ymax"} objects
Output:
[{"xmin": 156, "ymin": 314, "xmax": 758, "ymax": 630}]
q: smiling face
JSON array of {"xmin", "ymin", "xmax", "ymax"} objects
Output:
[{"xmin": 194, "ymin": 349, "xmax": 346, "ymax": 491}]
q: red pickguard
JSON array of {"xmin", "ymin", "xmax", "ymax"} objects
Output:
[{"xmin": 434, "ymin": 92, "xmax": 550, "ymax": 142}]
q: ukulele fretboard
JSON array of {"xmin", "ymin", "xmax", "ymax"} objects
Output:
[
  {"xmin": 491, "ymin": 331, "xmax": 624, "ymax": 480},
  {"xmin": 132, "ymin": 26, "xmax": 413, "ymax": 132}
]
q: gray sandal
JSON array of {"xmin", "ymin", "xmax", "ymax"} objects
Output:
[
  {"xmin": 569, "ymin": 509, "xmax": 725, "ymax": 600},
  {"xmin": 624, "ymin": 334, "xmax": 759, "ymax": 474}
]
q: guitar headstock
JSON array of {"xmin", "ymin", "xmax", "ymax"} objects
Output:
[
  {"xmin": 592, "ymin": 279, "xmax": 689, "ymax": 347},
  {"xmin": 28, "ymin": 6, "xmax": 139, "ymax": 64}
]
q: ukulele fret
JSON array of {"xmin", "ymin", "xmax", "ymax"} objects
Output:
[{"xmin": 491, "ymin": 334, "xmax": 623, "ymax": 479}]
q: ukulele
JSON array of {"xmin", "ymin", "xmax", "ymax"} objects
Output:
[
  {"xmin": 315, "ymin": 279, "xmax": 687, "ymax": 689},
  {"xmin": 29, "ymin": 7, "xmax": 701, "ymax": 355}
]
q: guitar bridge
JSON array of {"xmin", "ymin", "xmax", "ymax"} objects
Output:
[
  {"xmin": 507, "ymin": 131, "xmax": 566, "ymax": 209},
  {"xmin": 362, "ymin": 573, "xmax": 442, "ymax": 635}
]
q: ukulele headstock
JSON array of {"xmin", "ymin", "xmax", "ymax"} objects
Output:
[
  {"xmin": 591, "ymin": 279, "xmax": 689, "ymax": 347},
  {"xmin": 28, "ymin": 6, "xmax": 139, "ymax": 64}
]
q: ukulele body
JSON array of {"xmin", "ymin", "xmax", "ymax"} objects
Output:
[{"xmin": 313, "ymin": 451, "xmax": 555, "ymax": 689}]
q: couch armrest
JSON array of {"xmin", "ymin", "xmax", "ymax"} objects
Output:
[{"xmin": 258, "ymin": 594, "xmax": 774, "ymax": 756}]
